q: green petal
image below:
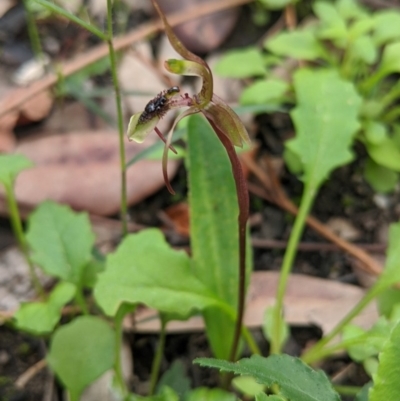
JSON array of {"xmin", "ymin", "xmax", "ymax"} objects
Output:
[
  {"xmin": 127, "ymin": 112, "xmax": 160, "ymax": 143},
  {"xmin": 204, "ymin": 95, "xmax": 251, "ymax": 147},
  {"xmin": 165, "ymin": 59, "xmax": 213, "ymax": 102}
]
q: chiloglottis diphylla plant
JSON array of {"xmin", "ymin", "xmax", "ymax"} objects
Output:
[{"xmin": 127, "ymin": 0, "xmax": 251, "ymax": 362}]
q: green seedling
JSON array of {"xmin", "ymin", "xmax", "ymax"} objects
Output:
[{"xmin": 217, "ymin": 0, "xmax": 400, "ymax": 193}]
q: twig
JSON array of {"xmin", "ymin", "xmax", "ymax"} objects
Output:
[
  {"xmin": 15, "ymin": 359, "xmax": 47, "ymax": 388},
  {"xmin": 0, "ymin": 0, "xmax": 252, "ymax": 120}
]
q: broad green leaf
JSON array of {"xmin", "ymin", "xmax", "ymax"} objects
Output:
[
  {"xmin": 366, "ymin": 137, "xmax": 400, "ymax": 171},
  {"xmin": 232, "ymin": 376, "xmax": 265, "ymax": 397},
  {"xmin": 364, "ymin": 159, "xmax": 398, "ymax": 193},
  {"xmin": 94, "ymin": 229, "xmax": 223, "ymax": 317},
  {"xmin": 215, "ymin": 47, "xmax": 266, "ymax": 78},
  {"xmin": 373, "ymin": 10, "xmax": 400, "ymax": 45},
  {"xmin": 187, "ymin": 114, "xmax": 251, "ymax": 359},
  {"xmin": 156, "ymin": 360, "xmax": 191, "ymax": 399},
  {"xmin": 47, "ymin": 316, "xmax": 115, "ymax": 401},
  {"xmin": 265, "ymin": 30, "xmax": 326, "ymax": 61},
  {"xmin": 0, "ymin": 154, "xmax": 33, "ymax": 188},
  {"xmin": 195, "ymin": 354, "xmax": 340, "ymax": 401},
  {"xmin": 369, "ymin": 321, "xmax": 400, "ymax": 401},
  {"xmin": 185, "ymin": 388, "xmax": 237, "ymax": 401},
  {"xmin": 287, "ymin": 69, "xmax": 361, "ymax": 187},
  {"xmin": 26, "ymin": 201, "xmax": 95, "ymax": 284},
  {"xmin": 381, "ymin": 41, "xmax": 400, "ymax": 75},
  {"xmin": 259, "ymin": 0, "xmax": 293, "ymax": 10},
  {"xmin": 14, "ymin": 282, "xmax": 76, "ymax": 334},
  {"xmin": 81, "ymin": 252, "xmax": 105, "ymax": 288},
  {"xmin": 240, "ymin": 79, "xmax": 289, "ymax": 105}
]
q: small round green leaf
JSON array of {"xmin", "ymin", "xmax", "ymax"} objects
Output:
[
  {"xmin": 47, "ymin": 316, "xmax": 115, "ymax": 401},
  {"xmin": 364, "ymin": 159, "xmax": 398, "ymax": 193},
  {"xmin": 0, "ymin": 154, "xmax": 33, "ymax": 188},
  {"xmin": 26, "ymin": 201, "xmax": 95, "ymax": 283},
  {"xmin": 215, "ymin": 47, "xmax": 266, "ymax": 78},
  {"xmin": 240, "ymin": 79, "xmax": 288, "ymax": 105}
]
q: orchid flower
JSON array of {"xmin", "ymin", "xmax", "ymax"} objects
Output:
[{"xmin": 127, "ymin": 0, "xmax": 251, "ymax": 362}]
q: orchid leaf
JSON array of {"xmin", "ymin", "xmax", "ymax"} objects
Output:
[
  {"xmin": 187, "ymin": 114, "xmax": 251, "ymax": 359},
  {"xmin": 287, "ymin": 69, "xmax": 361, "ymax": 188}
]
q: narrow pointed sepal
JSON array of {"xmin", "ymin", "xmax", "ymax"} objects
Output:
[{"xmin": 204, "ymin": 95, "xmax": 251, "ymax": 148}]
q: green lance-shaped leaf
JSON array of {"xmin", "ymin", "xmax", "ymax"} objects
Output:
[
  {"xmin": 369, "ymin": 320, "xmax": 400, "ymax": 401},
  {"xmin": 94, "ymin": 229, "xmax": 224, "ymax": 317},
  {"xmin": 195, "ymin": 354, "xmax": 340, "ymax": 401},
  {"xmin": 26, "ymin": 201, "xmax": 95, "ymax": 284},
  {"xmin": 287, "ymin": 69, "xmax": 362, "ymax": 189},
  {"xmin": 0, "ymin": 154, "xmax": 33, "ymax": 188},
  {"xmin": 14, "ymin": 282, "xmax": 76, "ymax": 335},
  {"xmin": 47, "ymin": 316, "xmax": 115, "ymax": 401},
  {"xmin": 187, "ymin": 114, "xmax": 251, "ymax": 359}
]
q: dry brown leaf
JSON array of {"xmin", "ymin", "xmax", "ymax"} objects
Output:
[
  {"xmin": 8, "ymin": 130, "xmax": 179, "ymax": 215},
  {"xmin": 164, "ymin": 202, "xmax": 190, "ymax": 236},
  {"xmin": 131, "ymin": 271, "xmax": 378, "ymax": 334}
]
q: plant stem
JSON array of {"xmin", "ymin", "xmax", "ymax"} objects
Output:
[
  {"xmin": 242, "ymin": 326, "xmax": 261, "ymax": 355},
  {"xmin": 34, "ymin": 0, "xmax": 107, "ymax": 40},
  {"xmin": 149, "ymin": 317, "xmax": 167, "ymax": 395},
  {"xmin": 333, "ymin": 385, "xmax": 362, "ymax": 396},
  {"xmin": 106, "ymin": 0, "xmax": 128, "ymax": 237},
  {"xmin": 301, "ymin": 285, "xmax": 380, "ymax": 364},
  {"xmin": 114, "ymin": 305, "xmax": 131, "ymax": 397},
  {"xmin": 4, "ymin": 183, "xmax": 44, "ymax": 298},
  {"xmin": 271, "ymin": 183, "xmax": 315, "ymax": 354},
  {"xmin": 210, "ymin": 122, "xmax": 249, "ymax": 362},
  {"xmin": 23, "ymin": 0, "xmax": 43, "ymax": 59},
  {"xmin": 74, "ymin": 287, "xmax": 89, "ymax": 315}
]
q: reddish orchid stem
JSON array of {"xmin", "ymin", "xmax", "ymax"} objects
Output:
[
  {"xmin": 209, "ymin": 120, "xmax": 249, "ymax": 362},
  {"xmin": 154, "ymin": 127, "xmax": 178, "ymax": 154}
]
